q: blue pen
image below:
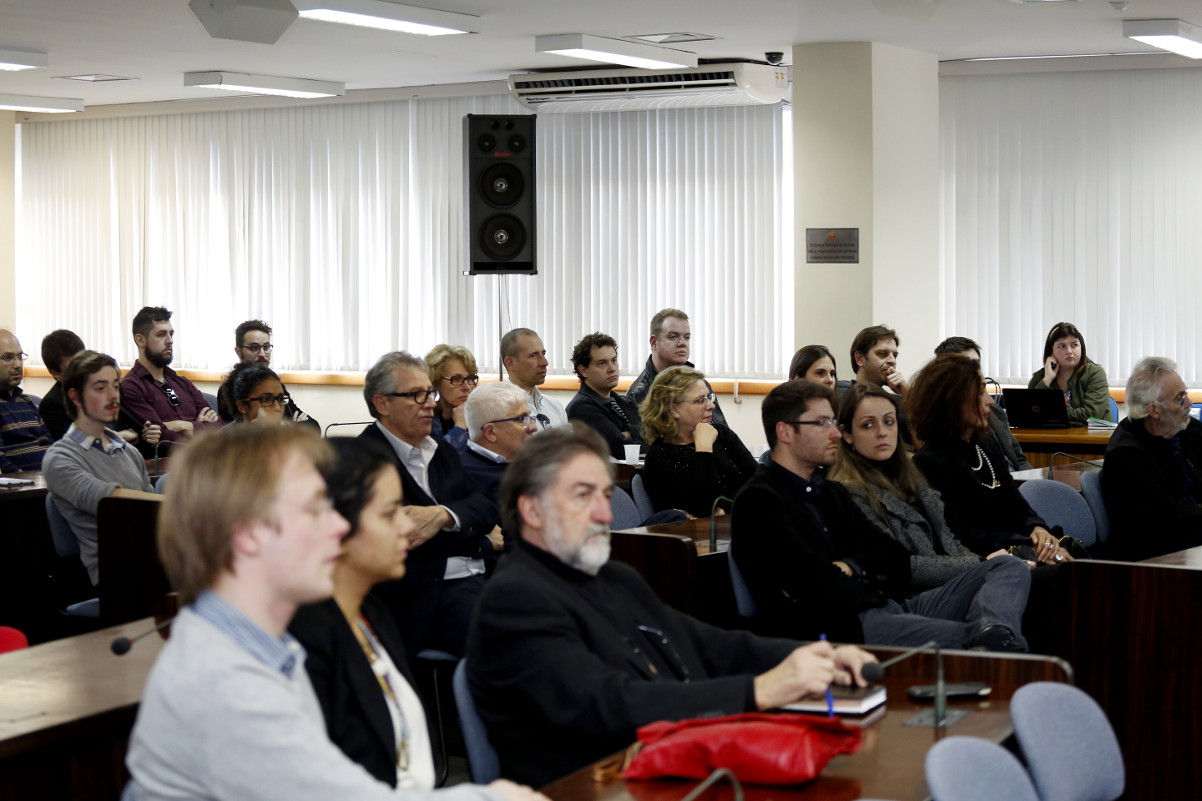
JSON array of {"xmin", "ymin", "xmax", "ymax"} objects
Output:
[{"xmin": 820, "ymin": 633, "xmax": 834, "ymax": 717}]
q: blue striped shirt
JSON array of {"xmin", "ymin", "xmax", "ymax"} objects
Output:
[
  {"xmin": 0, "ymin": 386, "xmax": 50, "ymax": 473},
  {"xmin": 191, "ymin": 590, "xmax": 305, "ymax": 678}
]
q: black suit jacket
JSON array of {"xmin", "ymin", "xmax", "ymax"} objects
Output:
[
  {"xmin": 565, "ymin": 384, "xmax": 646, "ymax": 460},
  {"xmin": 458, "ymin": 445, "xmax": 507, "ymax": 497},
  {"xmin": 289, "ymin": 597, "xmax": 420, "ymax": 788},
  {"xmin": 730, "ymin": 462, "xmax": 911, "ymax": 643}
]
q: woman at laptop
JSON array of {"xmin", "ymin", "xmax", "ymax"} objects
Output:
[
  {"xmin": 908, "ymin": 354, "xmax": 1071, "ymax": 565},
  {"xmin": 1027, "ymin": 322, "xmax": 1113, "ymax": 424}
]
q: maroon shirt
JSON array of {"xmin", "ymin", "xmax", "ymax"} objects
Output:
[{"xmin": 119, "ymin": 361, "xmax": 223, "ymax": 443}]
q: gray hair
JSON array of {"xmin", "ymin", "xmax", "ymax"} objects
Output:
[
  {"xmin": 465, "ymin": 381, "xmax": 529, "ymax": 442},
  {"xmin": 363, "ymin": 351, "xmax": 426, "ymax": 419},
  {"xmin": 498, "ymin": 423, "xmax": 611, "ymax": 537},
  {"xmin": 1126, "ymin": 356, "xmax": 1178, "ymax": 421}
]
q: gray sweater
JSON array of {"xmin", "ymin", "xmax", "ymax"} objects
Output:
[
  {"xmin": 843, "ymin": 482, "xmax": 982, "ymax": 591},
  {"xmin": 128, "ymin": 608, "xmax": 505, "ymax": 801}
]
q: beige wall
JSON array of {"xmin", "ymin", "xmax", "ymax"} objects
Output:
[{"xmin": 0, "ymin": 111, "xmax": 14, "ymax": 329}]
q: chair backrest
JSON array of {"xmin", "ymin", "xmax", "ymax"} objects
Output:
[
  {"xmin": 925, "ymin": 736, "xmax": 1040, "ymax": 801},
  {"xmin": 1077, "ymin": 470, "xmax": 1110, "ymax": 544},
  {"xmin": 1011, "ymin": 682, "xmax": 1124, "ymax": 801},
  {"xmin": 0, "ymin": 625, "xmax": 29, "ymax": 653},
  {"xmin": 630, "ymin": 472, "xmax": 656, "ymax": 520},
  {"xmin": 97, "ymin": 496, "xmax": 170, "ymax": 626},
  {"xmin": 727, "ymin": 541, "xmax": 758, "ymax": 618},
  {"xmin": 452, "ymin": 660, "xmax": 500, "ymax": 783},
  {"xmin": 45, "ymin": 494, "xmax": 80, "ymax": 558},
  {"xmin": 610, "ymin": 486, "xmax": 642, "ymax": 531},
  {"xmin": 1018, "ymin": 479, "xmax": 1097, "ymax": 547},
  {"xmin": 201, "ymin": 391, "xmax": 220, "ymax": 412},
  {"xmin": 1107, "ymin": 396, "xmax": 1119, "ymax": 423}
]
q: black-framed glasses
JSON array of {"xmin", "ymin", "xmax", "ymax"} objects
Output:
[
  {"xmin": 384, "ymin": 389, "xmax": 439, "ymax": 404},
  {"xmin": 239, "ymin": 342, "xmax": 273, "ymax": 354},
  {"xmin": 158, "ymin": 382, "xmax": 180, "ymax": 407},
  {"xmin": 785, "ymin": 417, "xmax": 837, "ymax": 429},
  {"xmin": 487, "ymin": 413, "xmax": 533, "ymax": 427},
  {"xmin": 0, "ymin": 351, "xmax": 27, "ymax": 364},
  {"xmin": 441, "ymin": 374, "xmax": 479, "ymax": 387},
  {"xmin": 244, "ymin": 393, "xmax": 290, "ymax": 408}
]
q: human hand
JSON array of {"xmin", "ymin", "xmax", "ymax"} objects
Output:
[
  {"xmin": 832, "ymin": 645, "xmax": 878, "ymax": 688},
  {"xmin": 882, "ymin": 365, "xmax": 907, "ymax": 395},
  {"xmin": 291, "ymin": 409, "xmax": 310, "ymax": 423},
  {"xmin": 487, "ymin": 525, "xmax": 505, "ymax": 552},
  {"xmin": 1029, "ymin": 526, "xmax": 1060, "ymax": 564},
  {"xmin": 141, "ymin": 420, "xmax": 162, "ymax": 445},
  {"xmin": 693, "ymin": 422, "xmax": 718, "ymax": 451},
  {"xmin": 116, "ymin": 428, "xmax": 139, "ymax": 444},
  {"xmin": 832, "ymin": 560, "xmax": 854, "ymax": 576},
  {"xmin": 196, "ymin": 407, "xmax": 220, "ymax": 423},
  {"xmin": 405, "ymin": 505, "xmax": 451, "ymax": 548},
  {"xmin": 164, "ymin": 420, "xmax": 194, "ymax": 438},
  {"xmin": 985, "ymin": 549, "xmax": 1010, "ymax": 560},
  {"xmin": 1043, "ymin": 356, "xmax": 1059, "ymax": 385},
  {"xmin": 488, "ymin": 779, "xmax": 552, "ymax": 801},
  {"xmin": 452, "ymin": 404, "xmax": 467, "ymax": 429},
  {"xmin": 754, "ymin": 640, "xmax": 836, "ymax": 710}
]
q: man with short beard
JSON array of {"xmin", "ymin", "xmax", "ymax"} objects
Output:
[
  {"xmin": 466, "ymin": 424, "xmax": 877, "ymax": 787},
  {"xmin": 120, "ymin": 306, "xmax": 223, "ymax": 444}
]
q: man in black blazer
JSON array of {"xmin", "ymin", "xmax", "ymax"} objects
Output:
[
  {"xmin": 565, "ymin": 332, "xmax": 646, "ymax": 460},
  {"xmin": 359, "ymin": 351, "xmax": 502, "ymax": 658}
]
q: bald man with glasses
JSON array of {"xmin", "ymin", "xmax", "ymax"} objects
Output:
[{"xmin": 0, "ymin": 329, "xmax": 52, "ymax": 472}]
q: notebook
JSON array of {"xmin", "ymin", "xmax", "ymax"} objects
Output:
[{"xmin": 1001, "ymin": 388, "xmax": 1077, "ymax": 429}]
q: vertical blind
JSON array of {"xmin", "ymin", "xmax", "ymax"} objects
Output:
[
  {"xmin": 17, "ymin": 95, "xmax": 791, "ymax": 380},
  {"xmin": 941, "ymin": 68, "xmax": 1202, "ymax": 386}
]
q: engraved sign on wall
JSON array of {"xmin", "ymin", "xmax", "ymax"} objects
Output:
[{"xmin": 806, "ymin": 228, "xmax": 859, "ymax": 264}]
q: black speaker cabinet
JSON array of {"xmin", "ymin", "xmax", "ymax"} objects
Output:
[{"xmin": 464, "ymin": 114, "xmax": 536, "ymax": 275}]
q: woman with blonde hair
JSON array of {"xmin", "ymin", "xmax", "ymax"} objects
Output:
[
  {"xmin": 424, "ymin": 344, "xmax": 480, "ymax": 452},
  {"xmin": 638, "ymin": 366, "xmax": 755, "ymax": 517}
]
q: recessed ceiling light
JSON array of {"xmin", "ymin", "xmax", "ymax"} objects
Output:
[
  {"xmin": 0, "ymin": 93, "xmax": 83, "ymax": 113},
  {"xmin": 57, "ymin": 74, "xmax": 136, "ymax": 82},
  {"xmin": 293, "ymin": 0, "xmax": 478, "ymax": 35},
  {"xmin": 629, "ymin": 33, "xmax": 717, "ymax": 45},
  {"xmin": 0, "ymin": 49, "xmax": 48, "ymax": 71},
  {"xmin": 536, "ymin": 33, "xmax": 697, "ymax": 70},
  {"xmin": 183, "ymin": 71, "xmax": 345, "ymax": 99},
  {"xmin": 1124, "ymin": 19, "xmax": 1202, "ymax": 59}
]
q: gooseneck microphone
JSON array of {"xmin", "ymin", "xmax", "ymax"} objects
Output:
[{"xmin": 111, "ymin": 617, "xmax": 175, "ymax": 655}]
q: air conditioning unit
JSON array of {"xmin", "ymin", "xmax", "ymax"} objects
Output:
[{"xmin": 508, "ymin": 62, "xmax": 789, "ymax": 114}]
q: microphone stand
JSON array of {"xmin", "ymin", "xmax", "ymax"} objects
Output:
[
  {"xmin": 152, "ymin": 438, "xmax": 180, "ymax": 474},
  {"xmin": 902, "ymin": 644, "xmax": 967, "ymax": 729},
  {"xmin": 1048, "ymin": 450, "xmax": 1101, "ymax": 482},
  {"xmin": 708, "ymin": 496, "xmax": 733, "ymax": 552},
  {"xmin": 322, "ymin": 420, "xmax": 377, "ymax": 438}
]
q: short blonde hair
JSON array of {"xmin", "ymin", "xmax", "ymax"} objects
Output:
[
  {"xmin": 638, "ymin": 365, "xmax": 707, "ymax": 443},
  {"xmin": 158, "ymin": 426, "xmax": 332, "ymax": 605},
  {"xmin": 425, "ymin": 344, "xmax": 479, "ymax": 385}
]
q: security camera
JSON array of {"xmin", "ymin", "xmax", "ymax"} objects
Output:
[{"xmin": 765, "ymin": 52, "xmax": 784, "ymax": 66}]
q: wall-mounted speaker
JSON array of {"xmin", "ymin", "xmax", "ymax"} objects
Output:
[{"xmin": 464, "ymin": 114, "xmax": 536, "ymax": 275}]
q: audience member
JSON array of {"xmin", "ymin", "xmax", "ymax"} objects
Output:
[
  {"xmin": 1102, "ymin": 356, "xmax": 1202, "ymax": 561},
  {"xmin": 119, "ymin": 306, "xmax": 223, "ymax": 444},
  {"xmin": 626, "ymin": 308, "xmax": 726, "ymax": 426},
  {"xmin": 788, "ymin": 344, "xmax": 838, "ymax": 388},
  {"xmin": 0, "ymin": 328, "xmax": 51, "ymax": 473},
  {"xmin": 1028, "ymin": 321, "xmax": 1113, "ymax": 423},
  {"xmin": 731, "ymin": 380, "xmax": 1029, "ymax": 651},
  {"xmin": 639, "ymin": 366, "xmax": 756, "ymax": 517},
  {"xmin": 218, "ymin": 320, "xmax": 318, "ymax": 429},
  {"xmin": 460, "ymin": 381, "xmax": 536, "ymax": 495},
  {"xmin": 466, "ymin": 425, "xmax": 876, "ymax": 787},
  {"xmin": 501, "ymin": 328, "xmax": 566, "ymax": 430},
  {"xmin": 934, "ymin": 336, "xmax": 1032, "ymax": 471},
  {"xmin": 127, "ymin": 425, "xmax": 540, "ymax": 801},
  {"xmin": 850, "ymin": 325, "xmax": 912, "ymax": 445},
  {"xmin": 289, "ymin": 438, "xmax": 434, "ymax": 789},
  {"xmin": 425, "ymin": 344, "xmax": 479, "ymax": 452},
  {"xmin": 224, "ymin": 362, "xmax": 291, "ymax": 426},
  {"xmin": 358, "ymin": 352, "xmax": 501, "ymax": 658},
  {"xmin": 566, "ymin": 332, "xmax": 645, "ymax": 460},
  {"xmin": 42, "ymin": 351, "xmax": 160, "ymax": 585}
]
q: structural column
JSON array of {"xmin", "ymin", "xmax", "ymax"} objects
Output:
[{"xmin": 0, "ymin": 111, "xmax": 14, "ymax": 328}]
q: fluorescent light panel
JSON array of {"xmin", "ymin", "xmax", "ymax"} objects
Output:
[
  {"xmin": 1124, "ymin": 19, "xmax": 1202, "ymax": 59},
  {"xmin": 0, "ymin": 48, "xmax": 48, "ymax": 71},
  {"xmin": 184, "ymin": 71, "xmax": 345, "ymax": 99},
  {"xmin": 536, "ymin": 34, "xmax": 698, "ymax": 70},
  {"xmin": 0, "ymin": 93, "xmax": 83, "ymax": 113},
  {"xmin": 293, "ymin": 0, "xmax": 478, "ymax": 35}
]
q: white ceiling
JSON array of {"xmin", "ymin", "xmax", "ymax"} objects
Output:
[{"xmin": 2, "ymin": 0, "xmax": 1202, "ymax": 108}]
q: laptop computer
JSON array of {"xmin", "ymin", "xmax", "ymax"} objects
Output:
[{"xmin": 1001, "ymin": 388, "xmax": 1078, "ymax": 429}]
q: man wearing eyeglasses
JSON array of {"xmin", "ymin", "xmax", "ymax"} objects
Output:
[
  {"xmin": 459, "ymin": 382, "xmax": 538, "ymax": 495},
  {"xmin": 467, "ymin": 425, "xmax": 878, "ymax": 787},
  {"xmin": 0, "ymin": 329, "xmax": 52, "ymax": 473},
  {"xmin": 566, "ymin": 332, "xmax": 646, "ymax": 461},
  {"xmin": 1103, "ymin": 356, "xmax": 1202, "ymax": 561},
  {"xmin": 359, "ymin": 351, "xmax": 502, "ymax": 659},
  {"xmin": 120, "ymin": 306, "xmax": 224, "ymax": 445},
  {"xmin": 730, "ymin": 380, "xmax": 1030, "ymax": 652},
  {"xmin": 217, "ymin": 320, "xmax": 318, "ymax": 429}
]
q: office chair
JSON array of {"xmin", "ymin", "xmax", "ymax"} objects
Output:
[
  {"xmin": 925, "ymin": 736, "xmax": 1039, "ymax": 801},
  {"xmin": 1018, "ymin": 479, "xmax": 1097, "ymax": 547},
  {"xmin": 452, "ymin": 660, "xmax": 500, "ymax": 783},
  {"xmin": 1077, "ymin": 470, "xmax": 1110, "ymax": 545},
  {"xmin": 44, "ymin": 495, "xmax": 100, "ymax": 618}
]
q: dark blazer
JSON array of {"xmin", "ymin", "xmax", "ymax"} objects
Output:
[
  {"xmin": 289, "ymin": 597, "xmax": 420, "ymax": 787},
  {"xmin": 565, "ymin": 384, "xmax": 646, "ymax": 460},
  {"xmin": 458, "ymin": 445, "xmax": 507, "ymax": 496},
  {"xmin": 987, "ymin": 405, "xmax": 1032, "ymax": 472},
  {"xmin": 730, "ymin": 462, "xmax": 911, "ymax": 643},
  {"xmin": 359, "ymin": 423, "xmax": 499, "ymax": 652},
  {"xmin": 625, "ymin": 355, "xmax": 727, "ymax": 428}
]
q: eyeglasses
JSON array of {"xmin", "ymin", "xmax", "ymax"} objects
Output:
[
  {"xmin": 441, "ymin": 374, "xmax": 479, "ymax": 387},
  {"xmin": 785, "ymin": 417, "xmax": 838, "ymax": 429},
  {"xmin": 681, "ymin": 392, "xmax": 716, "ymax": 406},
  {"xmin": 535, "ymin": 413, "xmax": 552, "ymax": 430},
  {"xmin": 384, "ymin": 389, "xmax": 439, "ymax": 405},
  {"xmin": 0, "ymin": 352, "xmax": 28, "ymax": 364},
  {"xmin": 245, "ymin": 393, "xmax": 290, "ymax": 408},
  {"xmin": 1168, "ymin": 391, "xmax": 1190, "ymax": 408},
  {"xmin": 239, "ymin": 343, "xmax": 273, "ymax": 354},
  {"xmin": 487, "ymin": 413, "xmax": 533, "ymax": 427},
  {"xmin": 158, "ymin": 382, "xmax": 180, "ymax": 407}
]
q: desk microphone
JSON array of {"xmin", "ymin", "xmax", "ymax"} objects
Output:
[
  {"xmin": 1048, "ymin": 451, "xmax": 1101, "ymax": 481},
  {"xmin": 111, "ymin": 617, "xmax": 175, "ymax": 655},
  {"xmin": 858, "ymin": 640, "xmax": 967, "ymax": 728},
  {"xmin": 0, "ymin": 435, "xmax": 50, "ymax": 451},
  {"xmin": 708, "ymin": 496, "xmax": 733, "ymax": 552}
]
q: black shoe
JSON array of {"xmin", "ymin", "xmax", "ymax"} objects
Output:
[{"xmin": 970, "ymin": 626, "xmax": 1027, "ymax": 653}]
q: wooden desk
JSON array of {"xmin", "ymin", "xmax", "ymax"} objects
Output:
[
  {"xmin": 541, "ymin": 649, "xmax": 1072, "ymax": 801},
  {"xmin": 0, "ymin": 471, "xmax": 65, "ymax": 640},
  {"xmin": 0, "ymin": 617, "xmax": 163, "ymax": 800},
  {"xmin": 1011, "ymin": 426, "xmax": 1113, "ymax": 468}
]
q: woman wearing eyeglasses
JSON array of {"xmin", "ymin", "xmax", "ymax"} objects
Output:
[
  {"xmin": 226, "ymin": 362, "xmax": 290, "ymax": 426},
  {"xmin": 425, "ymin": 345, "xmax": 480, "ymax": 453},
  {"xmin": 639, "ymin": 366, "xmax": 756, "ymax": 517}
]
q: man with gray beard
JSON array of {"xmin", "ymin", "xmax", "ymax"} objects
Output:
[
  {"xmin": 1102, "ymin": 356, "xmax": 1202, "ymax": 561},
  {"xmin": 465, "ymin": 423, "xmax": 876, "ymax": 788}
]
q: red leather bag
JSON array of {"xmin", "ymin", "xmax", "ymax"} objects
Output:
[{"xmin": 622, "ymin": 712, "xmax": 862, "ymax": 785}]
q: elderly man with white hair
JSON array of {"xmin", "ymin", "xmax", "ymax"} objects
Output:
[
  {"xmin": 459, "ymin": 381, "xmax": 538, "ymax": 495},
  {"xmin": 1102, "ymin": 356, "xmax": 1202, "ymax": 561}
]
